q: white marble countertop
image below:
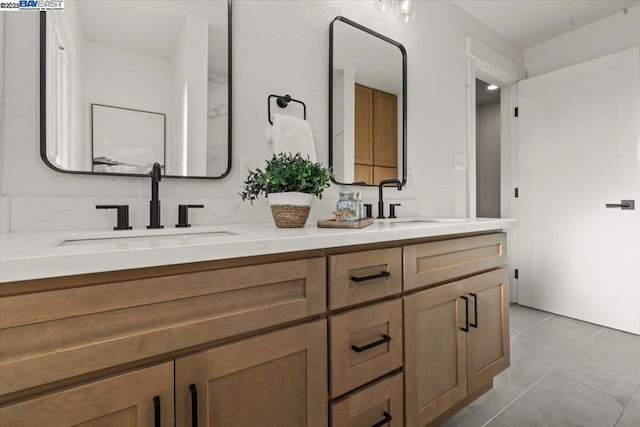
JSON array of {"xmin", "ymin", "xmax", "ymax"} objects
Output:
[{"xmin": 0, "ymin": 217, "xmax": 517, "ymax": 283}]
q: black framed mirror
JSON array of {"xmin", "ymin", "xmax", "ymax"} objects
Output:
[
  {"xmin": 40, "ymin": 0, "xmax": 232, "ymax": 179},
  {"xmin": 329, "ymin": 16, "xmax": 407, "ymax": 187}
]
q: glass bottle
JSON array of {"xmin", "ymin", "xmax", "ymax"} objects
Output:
[
  {"xmin": 354, "ymin": 192, "xmax": 364, "ymax": 220},
  {"xmin": 337, "ymin": 191, "xmax": 358, "ymax": 221}
]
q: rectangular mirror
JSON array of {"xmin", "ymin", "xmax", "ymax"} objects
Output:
[
  {"xmin": 329, "ymin": 16, "xmax": 406, "ymax": 187},
  {"xmin": 40, "ymin": 0, "xmax": 232, "ymax": 179}
]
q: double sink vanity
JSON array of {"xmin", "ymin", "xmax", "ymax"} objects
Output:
[
  {"xmin": 0, "ymin": 219, "xmax": 515, "ymax": 426},
  {"xmin": 0, "ymin": 1, "xmax": 518, "ymax": 425}
]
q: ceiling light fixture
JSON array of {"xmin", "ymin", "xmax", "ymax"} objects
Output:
[
  {"xmin": 375, "ymin": 0, "xmax": 416, "ymax": 23},
  {"xmin": 487, "ymin": 84, "xmax": 499, "ymax": 91},
  {"xmin": 374, "ymin": 0, "xmax": 393, "ymax": 12},
  {"xmin": 395, "ymin": 0, "xmax": 415, "ymax": 22}
]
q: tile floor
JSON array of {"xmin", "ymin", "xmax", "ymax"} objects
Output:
[{"xmin": 443, "ymin": 304, "xmax": 640, "ymax": 427}]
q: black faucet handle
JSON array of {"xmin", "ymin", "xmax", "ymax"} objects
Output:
[
  {"xmin": 176, "ymin": 204, "xmax": 204, "ymax": 228},
  {"xmin": 96, "ymin": 205, "xmax": 132, "ymax": 230},
  {"xmin": 363, "ymin": 203, "xmax": 373, "ymax": 219},
  {"xmin": 389, "ymin": 203, "xmax": 402, "ymax": 219}
]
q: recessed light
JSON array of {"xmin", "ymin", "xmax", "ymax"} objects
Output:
[{"xmin": 487, "ymin": 84, "xmax": 499, "ymax": 91}]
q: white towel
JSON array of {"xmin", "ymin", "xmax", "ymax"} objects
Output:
[{"xmin": 265, "ymin": 113, "xmax": 317, "ymax": 162}]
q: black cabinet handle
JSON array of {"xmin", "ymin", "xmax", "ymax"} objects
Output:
[
  {"xmin": 351, "ymin": 334, "xmax": 391, "ymax": 353},
  {"xmin": 189, "ymin": 383, "xmax": 198, "ymax": 427},
  {"xmin": 371, "ymin": 411, "xmax": 393, "ymax": 427},
  {"xmin": 350, "ymin": 271, "xmax": 391, "ymax": 283},
  {"xmin": 470, "ymin": 293, "xmax": 478, "ymax": 328},
  {"xmin": 460, "ymin": 296, "xmax": 469, "ymax": 332},
  {"xmin": 154, "ymin": 396, "xmax": 161, "ymax": 427}
]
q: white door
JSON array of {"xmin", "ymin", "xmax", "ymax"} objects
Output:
[{"xmin": 517, "ymin": 47, "xmax": 640, "ymax": 334}]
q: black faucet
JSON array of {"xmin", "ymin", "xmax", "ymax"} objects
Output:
[
  {"xmin": 147, "ymin": 162, "xmax": 163, "ymax": 229},
  {"xmin": 377, "ymin": 179, "xmax": 402, "ymax": 219}
]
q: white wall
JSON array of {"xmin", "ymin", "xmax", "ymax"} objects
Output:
[
  {"xmin": 338, "ymin": 68, "xmax": 356, "ymax": 183},
  {"xmin": 170, "ymin": 23, "xmax": 188, "ymax": 176},
  {"xmin": 207, "ymin": 76, "xmax": 229, "ymax": 176},
  {"xmin": 332, "ymin": 69, "xmax": 345, "ymax": 181},
  {"xmin": 168, "ymin": 18, "xmax": 209, "ymax": 177},
  {"xmin": 184, "ymin": 17, "xmax": 208, "ymax": 177},
  {"xmin": 476, "ymin": 99, "xmax": 500, "ymax": 218},
  {"xmin": 1, "ymin": 1, "xmax": 522, "ymax": 233},
  {"xmin": 57, "ymin": 2, "xmax": 85, "ymax": 171},
  {"xmin": 525, "ymin": 5, "xmax": 640, "ymax": 77},
  {"xmin": 46, "ymin": 4, "xmax": 86, "ymax": 171}
]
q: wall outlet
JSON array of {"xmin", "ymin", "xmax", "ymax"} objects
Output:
[{"xmin": 453, "ymin": 152, "xmax": 467, "ymax": 170}]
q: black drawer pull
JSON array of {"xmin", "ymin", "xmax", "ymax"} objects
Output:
[
  {"xmin": 154, "ymin": 396, "xmax": 161, "ymax": 427},
  {"xmin": 350, "ymin": 271, "xmax": 391, "ymax": 282},
  {"xmin": 460, "ymin": 296, "xmax": 469, "ymax": 332},
  {"xmin": 470, "ymin": 293, "xmax": 478, "ymax": 328},
  {"xmin": 351, "ymin": 334, "xmax": 391, "ymax": 353},
  {"xmin": 189, "ymin": 384, "xmax": 198, "ymax": 427},
  {"xmin": 371, "ymin": 411, "xmax": 393, "ymax": 427}
]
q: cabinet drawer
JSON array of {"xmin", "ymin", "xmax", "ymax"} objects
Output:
[
  {"xmin": 331, "ymin": 373, "xmax": 403, "ymax": 427},
  {"xmin": 0, "ymin": 257, "xmax": 326, "ymax": 396},
  {"xmin": 329, "ymin": 247, "xmax": 402, "ymax": 310},
  {"xmin": 329, "ymin": 299, "xmax": 403, "ymax": 397},
  {"xmin": 404, "ymin": 233, "xmax": 506, "ymax": 291}
]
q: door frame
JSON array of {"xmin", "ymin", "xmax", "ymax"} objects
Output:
[{"xmin": 466, "ymin": 37, "xmax": 524, "ymax": 301}]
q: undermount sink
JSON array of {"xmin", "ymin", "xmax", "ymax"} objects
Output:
[
  {"xmin": 382, "ymin": 217, "xmax": 468, "ymax": 224},
  {"xmin": 52, "ymin": 227, "xmax": 243, "ymax": 248}
]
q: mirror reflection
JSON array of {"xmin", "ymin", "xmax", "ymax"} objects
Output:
[
  {"xmin": 42, "ymin": 0, "xmax": 231, "ymax": 178},
  {"xmin": 330, "ymin": 17, "xmax": 406, "ymax": 186}
]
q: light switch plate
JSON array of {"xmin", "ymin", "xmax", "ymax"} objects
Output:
[{"xmin": 453, "ymin": 152, "xmax": 467, "ymax": 170}]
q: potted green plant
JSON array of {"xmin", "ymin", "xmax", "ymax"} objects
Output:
[{"xmin": 240, "ymin": 153, "xmax": 331, "ymax": 228}]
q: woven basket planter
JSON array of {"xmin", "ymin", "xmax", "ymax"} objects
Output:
[{"xmin": 268, "ymin": 192, "xmax": 313, "ymax": 228}]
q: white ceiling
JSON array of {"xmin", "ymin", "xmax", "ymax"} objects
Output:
[
  {"xmin": 453, "ymin": 0, "xmax": 640, "ymax": 48},
  {"xmin": 78, "ymin": 0, "xmax": 228, "ymax": 73},
  {"xmin": 79, "ymin": 3, "xmax": 185, "ymax": 59}
]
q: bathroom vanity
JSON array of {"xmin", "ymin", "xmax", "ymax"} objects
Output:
[{"xmin": 0, "ymin": 219, "xmax": 514, "ymax": 426}]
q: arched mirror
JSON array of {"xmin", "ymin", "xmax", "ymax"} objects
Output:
[
  {"xmin": 329, "ymin": 16, "xmax": 407, "ymax": 187},
  {"xmin": 40, "ymin": 0, "xmax": 232, "ymax": 179}
]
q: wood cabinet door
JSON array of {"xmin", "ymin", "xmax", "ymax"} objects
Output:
[
  {"xmin": 354, "ymin": 163, "xmax": 373, "ymax": 185},
  {"xmin": 465, "ymin": 269, "xmax": 510, "ymax": 392},
  {"xmin": 373, "ymin": 90, "xmax": 398, "ymax": 168},
  {"xmin": 175, "ymin": 321, "xmax": 327, "ymax": 427},
  {"xmin": 404, "ymin": 281, "xmax": 467, "ymax": 427},
  {"xmin": 373, "ymin": 166, "xmax": 398, "ymax": 184},
  {"xmin": 355, "ymin": 84, "xmax": 373, "ymax": 165},
  {"xmin": 0, "ymin": 362, "xmax": 174, "ymax": 426}
]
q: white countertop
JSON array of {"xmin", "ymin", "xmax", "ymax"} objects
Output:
[{"xmin": 0, "ymin": 218, "xmax": 517, "ymax": 283}]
